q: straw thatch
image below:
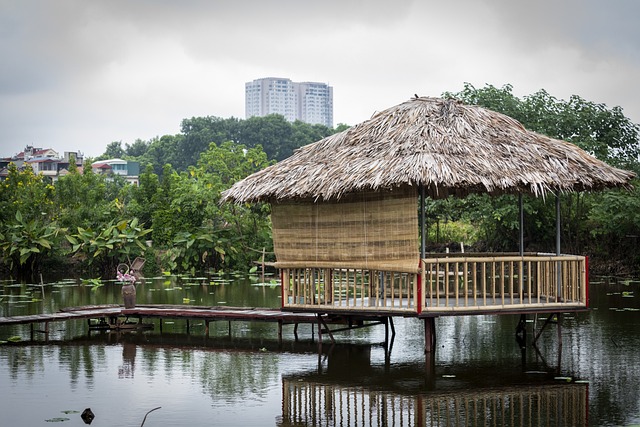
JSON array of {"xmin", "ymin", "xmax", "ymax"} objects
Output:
[{"xmin": 222, "ymin": 97, "xmax": 635, "ymax": 203}]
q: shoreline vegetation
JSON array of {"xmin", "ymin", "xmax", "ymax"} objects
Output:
[{"xmin": 1, "ymin": 84, "xmax": 639, "ymax": 279}]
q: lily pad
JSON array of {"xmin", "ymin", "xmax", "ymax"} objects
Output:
[
  {"xmin": 7, "ymin": 336, "xmax": 22, "ymax": 342},
  {"xmin": 45, "ymin": 417, "xmax": 70, "ymax": 422}
]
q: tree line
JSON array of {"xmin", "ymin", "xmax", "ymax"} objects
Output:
[
  {"xmin": 1, "ymin": 84, "xmax": 639, "ymax": 279},
  {"xmin": 99, "ymin": 115, "xmax": 349, "ymax": 174}
]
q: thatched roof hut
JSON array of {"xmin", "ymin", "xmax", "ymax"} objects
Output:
[
  {"xmin": 222, "ymin": 97, "xmax": 634, "ymax": 203},
  {"xmin": 222, "ymin": 97, "xmax": 634, "ymax": 271}
]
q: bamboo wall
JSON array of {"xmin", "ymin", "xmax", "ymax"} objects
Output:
[{"xmin": 271, "ymin": 187, "xmax": 418, "ymax": 269}]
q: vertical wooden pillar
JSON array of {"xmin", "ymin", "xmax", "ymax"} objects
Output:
[
  {"xmin": 420, "ymin": 185, "xmax": 426, "ymax": 258},
  {"xmin": 519, "ymin": 194, "xmax": 524, "ymax": 256},
  {"xmin": 424, "ymin": 317, "xmax": 436, "ymax": 353},
  {"xmin": 556, "ymin": 195, "xmax": 562, "ymax": 300},
  {"xmin": 556, "ymin": 313, "xmax": 563, "ymax": 350}
]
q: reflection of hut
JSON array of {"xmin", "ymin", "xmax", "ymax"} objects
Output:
[
  {"xmin": 223, "ymin": 97, "xmax": 634, "ymax": 321},
  {"xmin": 278, "ymin": 376, "xmax": 588, "ymax": 427}
]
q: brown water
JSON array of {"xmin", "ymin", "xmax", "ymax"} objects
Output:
[{"xmin": 0, "ymin": 274, "xmax": 638, "ymax": 426}]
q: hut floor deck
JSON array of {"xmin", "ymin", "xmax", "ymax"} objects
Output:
[{"xmin": 287, "ymin": 295, "xmax": 587, "ymax": 317}]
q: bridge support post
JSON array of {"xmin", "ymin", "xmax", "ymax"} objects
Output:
[{"xmin": 424, "ymin": 317, "xmax": 436, "ymax": 353}]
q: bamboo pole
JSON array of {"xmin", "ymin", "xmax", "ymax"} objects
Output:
[
  {"xmin": 463, "ymin": 261, "xmax": 468, "ymax": 307},
  {"xmin": 527, "ymin": 261, "xmax": 532, "ymax": 304},
  {"xmin": 482, "ymin": 262, "xmax": 487, "ymax": 306},
  {"xmin": 501, "ymin": 261, "xmax": 505, "ymax": 306}
]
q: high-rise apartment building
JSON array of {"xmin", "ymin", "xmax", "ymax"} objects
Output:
[{"xmin": 245, "ymin": 77, "xmax": 333, "ymax": 128}]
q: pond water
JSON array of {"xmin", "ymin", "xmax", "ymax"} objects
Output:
[{"xmin": 0, "ymin": 274, "xmax": 639, "ymax": 426}]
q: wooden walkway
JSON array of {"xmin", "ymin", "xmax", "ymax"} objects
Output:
[{"xmin": 0, "ymin": 304, "xmax": 393, "ymax": 344}]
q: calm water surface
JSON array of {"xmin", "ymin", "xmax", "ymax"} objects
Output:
[{"xmin": 0, "ymin": 274, "xmax": 638, "ymax": 426}]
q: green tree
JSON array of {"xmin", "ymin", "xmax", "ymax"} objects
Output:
[
  {"xmin": 0, "ymin": 163, "xmax": 55, "ymax": 224},
  {"xmin": 447, "ymin": 83, "xmax": 640, "ymax": 272},
  {"xmin": 55, "ymin": 164, "xmax": 121, "ymax": 229},
  {"xmin": 138, "ymin": 134, "xmax": 182, "ymax": 175},
  {"xmin": 0, "ymin": 211, "xmax": 64, "ymax": 274},
  {"xmin": 101, "ymin": 141, "xmax": 125, "ymax": 159},
  {"xmin": 67, "ymin": 218, "xmax": 151, "ymax": 275},
  {"xmin": 238, "ymin": 115, "xmax": 294, "ymax": 161},
  {"xmin": 177, "ymin": 116, "xmax": 240, "ymax": 170},
  {"xmin": 154, "ymin": 142, "xmax": 273, "ymax": 272},
  {"xmin": 125, "ymin": 139, "xmax": 149, "ymax": 158}
]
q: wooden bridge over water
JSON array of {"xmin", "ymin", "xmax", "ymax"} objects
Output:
[{"xmin": 0, "ymin": 304, "xmax": 395, "ymax": 346}]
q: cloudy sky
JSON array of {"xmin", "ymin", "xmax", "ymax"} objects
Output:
[{"xmin": 1, "ymin": 0, "xmax": 639, "ymax": 158}]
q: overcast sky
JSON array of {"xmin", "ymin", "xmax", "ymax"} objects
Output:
[{"xmin": 1, "ymin": 0, "xmax": 639, "ymax": 158}]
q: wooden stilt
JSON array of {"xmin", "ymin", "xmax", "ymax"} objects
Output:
[
  {"xmin": 425, "ymin": 351, "xmax": 436, "ymax": 390},
  {"xmin": 278, "ymin": 320, "xmax": 283, "ymax": 345},
  {"xmin": 317, "ymin": 315, "xmax": 336, "ymax": 345},
  {"xmin": 516, "ymin": 314, "xmax": 527, "ymax": 349},
  {"xmin": 384, "ymin": 317, "xmax": 389, "ymax": 347},
  {"xmin": 316, "ymin": 315, "xmax": 323, "ymax": 353},
  {"xmin": 533, "ymin": 313, "xmax": 560, "ymax": 346},
  {"xmin": 424, "ymin": 317, "xmax": 436, "ymax": 353},
  {"xmin": 556, "ymin": 313, "xmax": 563, "ymax": 350}
]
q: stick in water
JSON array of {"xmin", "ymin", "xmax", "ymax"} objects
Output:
[{"xmin": 140, "ymin": 407, "xmax": 161, "ymax": 427}]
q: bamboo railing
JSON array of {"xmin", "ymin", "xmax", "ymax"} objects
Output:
[
  {"xmin": 280, "ymin": 263, "xmax": 419, "ymax": 313},
  {"xmin": 279, "ymin": 254, "xmax": 588, "ymax": 314},
  {"xmin": 420, "ymin": 253, "xmax": 587, "ymax": 314}
]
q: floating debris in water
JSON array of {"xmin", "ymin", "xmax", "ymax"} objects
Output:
[
  {"xmin": 251, "ymin": 282, "xmax": 281, "ymax": 287},
  {"xmin": 45, "ymin": 417, "xmax": 70, "ymax": 422}
]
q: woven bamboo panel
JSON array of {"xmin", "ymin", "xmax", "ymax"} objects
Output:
[{"xmin": 271, "ymin": 187, "xmax": 419, "ymax": 269}]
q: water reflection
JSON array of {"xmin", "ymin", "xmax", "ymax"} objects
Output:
[
  {"xmin": 1, "ymin": 333, "xmax": 589, "ymax": 426},
  {"xmin": 1, "ymin": 275, "xmax": 640, "ymax": 425},
  {"xmin": 279, "ymin": 375, "xmax": 588, "ymax": 427},
  {"xmin": 118, "ymin": 341, "xmax": 136, "ymax": 378}
]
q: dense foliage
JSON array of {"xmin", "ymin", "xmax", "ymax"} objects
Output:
[
  {"xmin": 0, "ymin": 142, "xmax": 274, "ymax": 278},
  {"xmin": 1, "ymin": 86, "xmax": 639, "ymax": 278},
  {"xmin": 437, "ymin": 84, "xmax": 640, "ymax": 273}
]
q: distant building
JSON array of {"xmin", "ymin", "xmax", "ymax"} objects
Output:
[
  {"xmin": 245, "ymin": 77, "xmax": 333, "ymax": 128},
  {"xmin": 0, "ymin": 146, "xmax": 84, "ymax": 182},
  {"xmin": 91, "ymin": 158, "xmax": 140, "ymax": 185}
]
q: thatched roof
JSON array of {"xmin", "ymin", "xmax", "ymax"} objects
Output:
[{"xmin": 223, "ymin": 97, "xmax": 635, "ymax": 203}]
